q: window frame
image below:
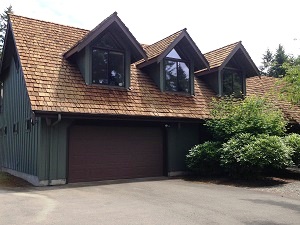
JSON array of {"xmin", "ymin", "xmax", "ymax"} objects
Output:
[
  {"xmin": 13, "ymin": 122, "xmax": 19, "ymax": 134},
  {"xmin": 25, "ymin": 118, "xmax": 32, "ymax": 132},
  {"xmin": 222, "ymin": 68, "xmax": 244, "ymax": 97},
  {"xmin": 164, "ymin": 50, "xmax": 191, "ymax": 93},
  {"xmin": 91, "ymin": 32, "xmax": 126, "ymax": 88}
]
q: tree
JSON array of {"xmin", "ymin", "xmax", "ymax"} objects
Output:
[
  {"xmin": 260, "ymin": 44, "xmax": 290, "ymax": 77},
  {"xmin": 205, "ymin": 95, "xmax": 287, "ymax": 141},
  {"xmin": 260, "ymin": 48, "xmax": 273, "ymax": 75},
  {"xmin": 271, "ymin": 44, "xmax": 289, "ymax": 77},
  {"xmin": 0, "ymin": 5, "xmax": 13, "ymax": 57},
  {"xmin": 280, "ymin": 62, "xmax": 300, "ymax": 105}
]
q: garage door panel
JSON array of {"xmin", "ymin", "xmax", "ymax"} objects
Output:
[{"xmin": 68, "ymin": 126, "xmax": 163, "ymax": 183}]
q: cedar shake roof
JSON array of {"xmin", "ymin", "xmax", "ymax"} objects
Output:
[
  {"xmin": 9, "ymin": 14, "xmax": 215, "ymax": 120},
  {"xmin": 247, "ymin": 76, "xmax": 300, "ymax": 124},
  {"xmin": 196, "ymin": 41, "xmax": 259, "ymax": 77},
  {"xmin": 139, "ymin": 30, "xmax": 183, "ymax": 62},
  {"xmin": 203, "ymin": 42, "xmax": 240, "ymax": 69},
  {"xmin": 137, "ymin": 29, "xmax": 209, "ymax": 71}
]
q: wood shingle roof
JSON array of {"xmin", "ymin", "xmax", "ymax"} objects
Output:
[{"xmin": 9, "ymin": 14, "xmax": 215, "ymax": 120}]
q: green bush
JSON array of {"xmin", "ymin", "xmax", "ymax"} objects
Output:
[
  {"xmin": 206, "ymin": 96, "xmax": 287, "ymax": 141},
  {"xmin": 186, "ymin": 141, "xmax": 222, "ymax": 175},
  {"xmin": 221, "ymin": 134, "xmax": 292, "ymax": 177},
  {"xmin": 220, "ymin": 133, "xmax": 257, "ymax": 176},
  {"xmin": 284, "ymin": 133, "xmax": 300, "ymax": 167}
]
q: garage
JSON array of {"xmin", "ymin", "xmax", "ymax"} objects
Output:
[{"xmin": 68, "ymin": 125, "xmax": 164, "ymax": 183}]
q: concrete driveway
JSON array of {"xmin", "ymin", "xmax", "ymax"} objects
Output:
[{"xmin": 0, "ymin": 179, "xmax": 299, "ymax": 225}]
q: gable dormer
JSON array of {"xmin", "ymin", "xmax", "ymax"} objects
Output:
[
  {"xmin": 64, "ymin": 12, "xmax": 147, "ymax": 88},
  {"xmin": 196, "ymin": 41, "xmax": 259, "ymax": 97},
  {"xmin": 136, "ymin": 29, "xmax": 209, "ymax": 95}
]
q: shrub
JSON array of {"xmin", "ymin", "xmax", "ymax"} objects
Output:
[
  {"xmin": 220, "ymin": 133, "xmax": 257, "ymax": 176},
  {"xmin": 206, "ymin": 96, "xmax": 287, "ymax": 141},
  {"xmin": 284, "ymin": 133, "xmax": 300, "ymax": 167},
  {"xmin": 244, "ymin": 134, "xmax": 292, "ymax": 171},
  {"xmin": 221, "ymin": 134, "xmax": 292, "ymax": 177},
  {"xmin": 186, "ymin": 141, "xmax": 222, "ymax": 175}
]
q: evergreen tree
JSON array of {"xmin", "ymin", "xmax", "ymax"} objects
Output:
[
  {"xmin": 260, "ymin": 48, "xmax": 273, "ymax": 75},
  {"xmin": 0, "ymin": 5, "xmax": 13, "ymax": 57},
  {"xmin": 271, "ymin": 44, "xmax": 289, "ymax": 77},
  {"xmin": 260, "ymin": 44, "xmax": 290, "ymax": 77}
]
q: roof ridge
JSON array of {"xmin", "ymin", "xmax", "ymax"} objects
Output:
[
  {"xmin": 144, "ymin": 29, "xmax": 185, "ymax": 49},
  {"xmin": 204, "ymin": 41, "xmax": 241, "ymax": 55},
  {"xmin": 9, "ymin": 14, "xmax": 89, "ymax": 32}
]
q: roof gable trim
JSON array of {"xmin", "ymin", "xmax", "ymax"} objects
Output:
[
  {"xmin": 219, "ymin": 42, "xmax": 259, "ymax": 76},
  {"xmin": 157, "ymin": 29, "xmax": 209, "ymax": 69},
  {"xmin": 64, "ymin": 12, "xmax": 147, "ymax": 60}
]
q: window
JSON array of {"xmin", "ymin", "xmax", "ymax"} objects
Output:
[
  {"xmin": 222, "ymin": 69, "xmax": 243, "ymax": 97},
  {"xmin": 0, "ymin": 81, "xmax": 3, "ymax": 113},
  {"xmin": 164, "ymin": 49, "xmax": 190, "ymax": 93},
  {"xmin": 13, "ymin": 123, "xmax": 18, "ymax": 134},
  {"xmin": 92, "ymin": 33, "xmax": 125, "ymax": 87},
  {"xmin": 26, "ymin": 119, "xmax": 32, "ymax": 132}
]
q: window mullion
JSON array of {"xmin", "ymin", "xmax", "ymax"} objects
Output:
[{"xmin": 107, "ymin": 50, "xmax": 110, "ymax": 85}]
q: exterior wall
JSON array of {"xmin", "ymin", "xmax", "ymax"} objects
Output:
[
  {"xmin": 200, "ymin": 72, "xmax": 219, "ymax": 94},
  {"xmin": 38, "ymin": 118, "xmax": 72, "ymax": 185},
  {"xmin": 142, "ymin": 62, "xmax": 161, "ymax": 90},
  {"xmin": 0, "ymin": 58, "xmax": 40, "ymax": 181},
  {"xmin": 167, "ymin": 122, "xmax": 205, "ymax": 173}
]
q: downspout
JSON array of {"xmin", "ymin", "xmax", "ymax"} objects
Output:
[
  {"xmin": 47, "ymin": 114, "xmax": 62, "ymax": 185},
  {"xmin": 51, "ymin": 114, "xmax": 61, "ymax": 127}
]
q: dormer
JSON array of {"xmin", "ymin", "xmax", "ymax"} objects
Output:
[
  {"xmin": 64, "ymin": 12, "xmax": 147, "ymax": 88},
  {"xmin": 196, "ymin": 41, "xmax": 259, "ymax": 97},
  {"xmin": 136, "ymin": 29, "xmax": 209, "ymax": 95}
]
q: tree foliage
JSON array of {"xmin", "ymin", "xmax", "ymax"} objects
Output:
[
  {"xmin": 260, "ymin": 44, "xmax": 291, "ymax": 77},
  {"xmin": 279, "ymin": 63, "xmax": 300, "ymax": 105},
  {"xmin": 0, "ymin": 5, "xmax": 13, "ymax": 56},
  {"xmin": 206, "ymin": 96, "xmax": 287, "ymax": 141}
]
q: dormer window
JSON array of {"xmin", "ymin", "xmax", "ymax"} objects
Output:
[
  {"xmin": 164, "ymin": 49, "xmax": 190, "ymax": 93},
  {"xmin": 92, "ymin": 33, "xmax": 125, "ymax": 87},
  {"xmin": 222, "ymin": 69, "xmax": 243, "ymax": 97}
]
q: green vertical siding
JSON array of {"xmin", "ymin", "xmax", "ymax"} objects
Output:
[
  {"xmin": 0, "ymin": 58, "xmax": 40, "ymax": 176},
  {"xmin": 167, "ymin": 123, "xmax": 200, "ymax": 172},
  {"xmin": 38, "ymin": 118, "xmax": 71, "ymax": 182}
]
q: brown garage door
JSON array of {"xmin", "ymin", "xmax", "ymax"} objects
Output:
[{"xmin": 68, "ymin": 126, "xmax": 164, "ymax": 183}]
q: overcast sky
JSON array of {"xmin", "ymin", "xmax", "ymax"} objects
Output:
[{"xmin": 1, "ymin": 0, "xmax": 300, "ymax": 67}]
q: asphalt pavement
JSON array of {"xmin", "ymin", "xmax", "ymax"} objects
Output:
[{"xmin": 0, "ymin": 179, "xmax": 299, "ymax": 225}]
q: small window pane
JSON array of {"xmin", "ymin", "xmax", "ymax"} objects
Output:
[
  {"xmin": 177, "ymin": 62, "xmax": 190, "ymax": 93},
  {"xmin": 166, "ymin": 49, "xmax": 181, "ymax": 59},
  {"xmin": 223, "ymin": 69, "xmax": 243, "ymax": 97},
  {"xmin": 233, "ymin": 72, "xmax": 243, "ymax": 97},
  {"xmin": 165, "ymin": 60, "xmax": 177, "ymax": 91},
  {"xmin": 108, "ymin": 51, "xmax": 125, "ymax": 87},
  {"xmin": 92, "ymin": 49, "xmax": 108, "ymax": 84},
  {"xmin": 94, "ymin": 33, "xmax": 121, "ymax": 49},
  {"xmin": 223, "ymin": 71, "xmax": 232, "ymax": 96}
]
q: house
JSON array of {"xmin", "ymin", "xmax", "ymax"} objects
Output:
[{"xmin": 0, "ymin": 12, "xmax": 294, "ymax": 186}]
